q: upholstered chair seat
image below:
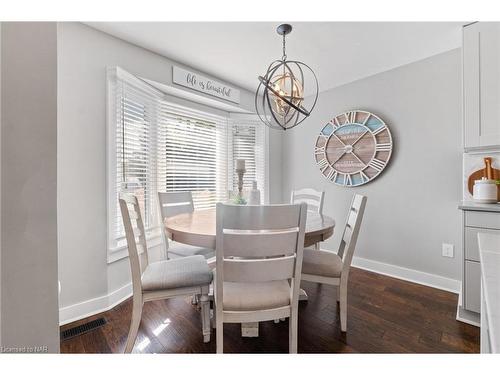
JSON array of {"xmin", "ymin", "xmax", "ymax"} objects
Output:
[
  {"xmin": 141, "ymin": 255, "xmax": 213, "ymax": 292},
  {"xmin": 219, "ymin": 280, "xmax": 291, "ymax": 311},
  {"xmin": 302, "ymin": 249, "xmax": 343, "ymax": 278}
]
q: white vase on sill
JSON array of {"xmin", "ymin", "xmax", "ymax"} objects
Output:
[{"xmin": 248, "ymin": 180, "xmax": 261, "ymax": 205}]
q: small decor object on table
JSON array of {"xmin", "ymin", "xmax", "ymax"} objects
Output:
[
  {"xmin": 315, "ymin": 110, "xmax": 393, "ymax": 187},
  {"xmin": 248, "ymin": 181, "xmax": 261, "ymax": 205},
  {"xmin": 233, "ymin": 159, "xmax": 247, "ymax": 205}
]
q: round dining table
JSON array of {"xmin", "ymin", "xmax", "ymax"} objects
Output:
[
  {"xmin": 164, "ymin": 207, "xmax": 336, "ymax": 338},
  {"xmin": 164, "ymin": 208, "xmax": 336, "ymax": 250}
]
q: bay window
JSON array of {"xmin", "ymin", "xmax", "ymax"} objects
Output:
[{"xmin": 107, "ymin": 67, "xmax": 267, "ymax": 259}]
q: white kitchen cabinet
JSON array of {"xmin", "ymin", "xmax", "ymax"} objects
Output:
[
  {"xmin": 465, "ymin": 260, "xmax": 481, "ymax": 313},
  {"xmin": 463, "ymin": 22, "xmax": 500, "ymax": 150},
  {"xmin": 478, "ymin": 232, "xmax": 500, "ymax": 353},
  {"xmin": 457, "ymin": 204, "xmax": 500, "ymax": 324}
]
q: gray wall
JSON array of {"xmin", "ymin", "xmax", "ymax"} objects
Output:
[
  {"xmin": 1, "ymin": 22, "xmax": 59, "ymax": 352},
  {"xmin": 57, "ymin": 22, "xmax": 283, "ymax": 321},
  {"xmin": 283, "ymin": 49, "xmax": 462, "ymax": 281}
]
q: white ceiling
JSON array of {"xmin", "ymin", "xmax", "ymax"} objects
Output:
[{"xmin": 86, "ymin": 22, "xmax": 465, "ymax": 93}]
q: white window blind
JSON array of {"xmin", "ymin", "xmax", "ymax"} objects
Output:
[
  {"xmin": 156, "ymin": 102, "xmax": 229, "ymax": 211},
  {"xmin": 110, "ymin": 74, "xmax": 160, "ymax": 247},
  {"xmin": 228, "ymin": 118, "xmax": 267, "ymax": 204},
  {"xmin": 107, "ymin": 68, "xmax": 267, "ymax": 255}
]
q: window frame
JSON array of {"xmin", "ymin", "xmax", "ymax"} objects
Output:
[{"xmin": 106, "ymin": 67, "xmax": 165, "ymax": 263}]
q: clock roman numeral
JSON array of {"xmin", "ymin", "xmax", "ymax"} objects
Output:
[
  {"xmin": 332, "ymin": 117, "xmax": 342, "ymax": 128},
  {"xmin": 368, "ymin": 158, "xmax": 386, "ymax": 172},
  {"xmin": 360, "ymin": 171, "xmax": 369, "ymax": 183},
  {"xmin": 375, "ymin": 143, "xmax": 392, "ymax": 151},
  {"xmin": 314, "ymin": 145, "xmax": 325, "ymax": 155},
  {"xmin": 372, "ymin": 125, "xmax": 387, "ymax": 136},
  {"xmin": 345, "ymin": 111, "xmax": 357, "ymax": 124},
  {"xmin": 317, "ymin": 158, "xmax": 329, "ymax": 169},
  {"xmin": 326, "ymin": 169, "xmax": 337, "ymax": 181},
  {"xmin": 344, "ymin": 174, "xmax": 352, "ymax": 186}
]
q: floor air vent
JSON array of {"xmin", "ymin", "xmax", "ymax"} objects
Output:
[{"xmin": 60, "ymin": 317, "xmax": 107, "ymax": 340}]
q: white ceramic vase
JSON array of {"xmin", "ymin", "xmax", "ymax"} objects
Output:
[
  {"xmin": 248, "ymin": 181, "xmax": 261, "ymax": 205},
  {"xmin": 473, "ymin": 177, "xmax": 498, "ymax": 203}
]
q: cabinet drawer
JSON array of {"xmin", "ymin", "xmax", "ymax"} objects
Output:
[
  {"xmin": 465, "ymin": 211, "xmax": 500, "ymax": 230},
  {"xmin": 465, "ymin": 227, "xmax": 499, "ymax": 261},
  {"xmin": 465, "ymin": 260, "xmax": 481, "ymax": 313}
]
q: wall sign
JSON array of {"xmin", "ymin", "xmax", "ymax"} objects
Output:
[
  {"xmin": 315, "ymin": 110, "xmax": 393, "ymax": 187},
  {"xmin": 172, "ymin": 66, "xmax": 240, "ymax": 104}
]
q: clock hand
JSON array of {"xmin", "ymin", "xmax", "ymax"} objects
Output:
[
  {"xmin": 330, "ymin": 151, "xmax": 347, "ymax": 166},
  {"xmin": 350, "ymin": 150, "xmax": 366, "ymax": 166},
  {"xmin": 332, "ymin": 133, "xmax": 347, "ymax": 147},
  {"xmin": 351, "ymin": 130, "xmax": 369, "ymax": 146}
]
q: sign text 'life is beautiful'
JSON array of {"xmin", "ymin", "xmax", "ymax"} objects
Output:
[{"xmin": 172, "ymin": 66, "xmax": 240, "ymax": 104}]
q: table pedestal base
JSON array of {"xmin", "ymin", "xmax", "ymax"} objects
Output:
[
  {"xmin": 241, "ymin": 322, "xmax": 259, "ymax": 337},
  {"xmin": 239, "ymin": 288, "xmax": 308, "ymax": 337}
]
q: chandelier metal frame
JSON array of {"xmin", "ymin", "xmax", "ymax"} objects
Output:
[{"xmin": 255, "ymin": 24, "xmax": 319, "ymax": 131}]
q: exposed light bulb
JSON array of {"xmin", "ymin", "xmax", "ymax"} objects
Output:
[{"xmin": 270, "ymin": 73, "xmax": 304, "ymax": 117}]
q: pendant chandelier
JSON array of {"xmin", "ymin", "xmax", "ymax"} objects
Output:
[{"xmin": 255, "ymin": 24, "xmax": 319, "ymax": 131}]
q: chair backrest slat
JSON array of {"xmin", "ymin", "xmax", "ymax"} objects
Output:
[
  {"xmin": 119, "ymin": 193, "xmax": 149, "ymax": 296},
  {"xmin": 223, "ymin": 229, "xmax": 299, "ymax": 257},
  {"xmin": 216, "ymin": 202, "xmax": 307, "ymax": 288},
  {"xmin": 158, "ymin": 191, "xmax": 194, "ymax": 219},
  {"xmin": 337, "ymin": 194, "xmax": 367, "ymax": 267},
  {"xmin": 291, "ymin": 188, "xmax": 325, "ymax": 214},
  {"xmin": 157, "ymin": 191, "xmax": 195, "ymax": 257},
  {"xmin": 223, "ymin": 255, "xmax": 296, "ymax": 283},
  {"xmin": 220, "ymin": 204, "xmax": 304, "ymax": 230}
]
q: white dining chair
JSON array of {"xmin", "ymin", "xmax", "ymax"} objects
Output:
[
  {"xmin": 158, "ymin": 191, "xmax": 214, "ymax": 260},
  {"xmin": 301, "ymin": 194, "xmax": 367, "ymax": 332},
  {"xmin": 119, "ymin": 193, "xmax": 213, "ymax": 353},
  {"xmin": 291, "ymin": 188, "xmax": 325, "ymax": 249},
  {"xmin": 214, "ymin": 203, "xmax": 307, "ymax": 354}
]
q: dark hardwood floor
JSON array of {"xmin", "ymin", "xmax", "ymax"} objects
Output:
[{"xmin": 60, "ymin": 268, "xmax": 479, "ymax": 353}]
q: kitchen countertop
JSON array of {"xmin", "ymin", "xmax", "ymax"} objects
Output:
[
  {"xmin": 478, "ymin": 232, "xmax": 500, "ymax": 353},
  {"xmin": 459, "ymin": 201, "xmax": 500, "ymax": 213}
]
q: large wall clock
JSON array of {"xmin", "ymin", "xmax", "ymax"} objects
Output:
[{"xmin": 314, "ymin": 110, "xmax": 393, "ymax": 187}]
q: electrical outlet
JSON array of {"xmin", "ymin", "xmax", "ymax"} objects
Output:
[{"xmin": 442, "ymin": 243, "xmax": 454, "ymax": 258}]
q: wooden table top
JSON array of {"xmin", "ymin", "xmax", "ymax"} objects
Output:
[{"xmin": 164, "ymin": 208, "xmax": 335, "ymax": 249}]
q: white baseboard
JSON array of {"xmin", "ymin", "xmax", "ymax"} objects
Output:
[
  {"xmin": 59, "ymin": 282, "xmax": 132, "ymax": 326},
  {"xmin": 455, "ymin": 285, "xmax": 480, "ymax": 327},
  {"xmin": 352, "ymin": 256, "xmax": 461, "ymax": 294},
  {"xmin": 456, "ymin": 305, "xmax": 481, "ymax": 327}
]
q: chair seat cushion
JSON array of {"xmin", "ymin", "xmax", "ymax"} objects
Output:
[
  {"xmin": 302, "ymin": 249, "xmax": 343, "ymax": 278},
  {"xmin": 168, "ymin": 241, "xmax": 215, "ymax": 260},
  {"xmin": 219, "ymin": 280, "xmax": 291, "ymax": 311},
  {"xmin": 141, "ymin": 255, "xmax": 213, "ymax": 291}
]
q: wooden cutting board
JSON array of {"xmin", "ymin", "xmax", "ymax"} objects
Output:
[{"xmin": 467, "ymin": 166, "xmax": 500, "ymax": 200}]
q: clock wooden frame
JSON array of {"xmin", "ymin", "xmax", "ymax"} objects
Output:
[{"xmin": 314, "ymin": 110, "xmax": 393, "ymax": 187}]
